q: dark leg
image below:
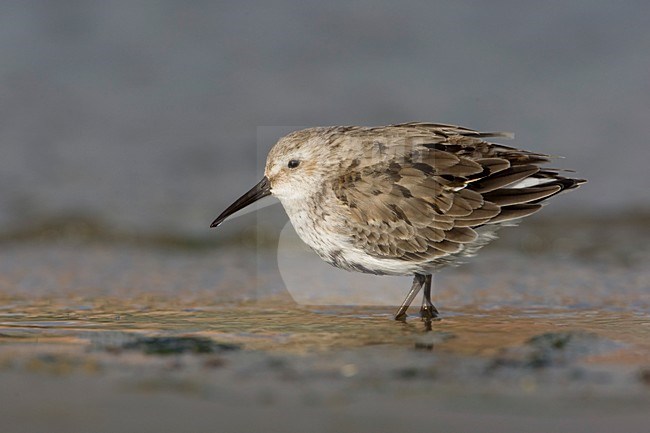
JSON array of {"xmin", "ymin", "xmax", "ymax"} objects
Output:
[
  {"xmin": 394, "ymin": 274, "xmax": 426, "ymax": 321},
  {"xmin": 419, "ymin": 274, "xmax": 439, "ymax": 319}
]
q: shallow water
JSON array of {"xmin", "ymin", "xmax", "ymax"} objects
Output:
[
  {"xmin": 1, "ymin": 301, "xmax": 649, "ymax": 358},
  {"xmin": 1, "ymin": 219, "xmax": 649, "ymax": 432}
]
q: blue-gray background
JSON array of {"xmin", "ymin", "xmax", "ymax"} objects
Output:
[{"xmin": 2, "ymin": 1, "xmax": 649, "ymax": 237}]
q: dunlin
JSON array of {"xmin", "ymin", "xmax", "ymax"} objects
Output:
[{"xmin": 211, "ymin": 123, "xmax": 585, "ymax": 320}]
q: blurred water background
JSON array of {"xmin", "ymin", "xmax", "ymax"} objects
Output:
[{"xmin": 1, "ymin": 0, "xmax": 649, "ymax": 240}]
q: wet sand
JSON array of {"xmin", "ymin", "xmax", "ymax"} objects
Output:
[{"xmin": 1, "ymin": 216, "xmax": 649, "ymax": 432}]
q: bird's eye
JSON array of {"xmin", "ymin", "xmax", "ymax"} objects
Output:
[{"xmin": 287, "ymin": 159, "xmax": 300, "ymax": 169}]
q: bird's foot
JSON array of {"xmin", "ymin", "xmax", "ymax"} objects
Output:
[
  {"xmin": 419, "ymin": 305, "xmax": 440, "ymax": 320},
  {"xmin": 394, "ymin": 304, "xmax": 439, "ymax": 322},
  {"xmin": 394, "ymin": 311, "xmax": 408, "ymax": 322}
]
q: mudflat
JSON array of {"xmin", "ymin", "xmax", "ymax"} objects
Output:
[{"xmin": 1, "ymin": 215, "xmax": 649, "ymax": 432}]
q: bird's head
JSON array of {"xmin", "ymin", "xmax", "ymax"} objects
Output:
[{"xmin": 210, "ymin": 128, "xmax": 341, "ymax": 228}]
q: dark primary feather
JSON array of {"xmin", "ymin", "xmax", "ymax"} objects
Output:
[{"xmin": 332, "ymin": 123, "xmax": 585, "ymax": 264}]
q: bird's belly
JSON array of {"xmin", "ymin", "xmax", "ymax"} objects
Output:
[
  {"xmin": 285, "ymin": 210, "xmax": 387, "ymax": 274},
  {"xmin": 292, "ymin": 222, "xmax": 424, "ymax": 276},
  {"xmin": 325, "ymin": 248, "xmax": 428, "ymax": 276},
  {"xmin": 284, "ymin": 205, "xmax": 446, "ymax": 276}
]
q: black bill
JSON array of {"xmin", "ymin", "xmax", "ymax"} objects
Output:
[{"xmin": 210, "ymin": 176, "xmax": 272, "ymax": 228}]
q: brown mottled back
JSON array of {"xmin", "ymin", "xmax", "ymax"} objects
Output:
[{"xmin": 330, "ymin": 122, "xmax": 584, "ymax": 263}]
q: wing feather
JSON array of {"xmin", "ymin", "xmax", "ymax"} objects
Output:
[{"xmin": 329, "ymin": 124, "xmax": 584, "ymax": 265}]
